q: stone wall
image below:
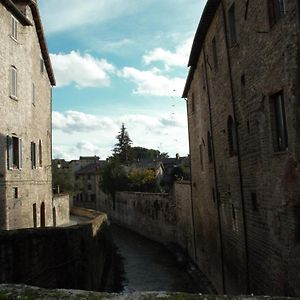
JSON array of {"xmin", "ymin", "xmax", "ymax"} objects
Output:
[
  {"xmin": 0, "ymin": 208, "xmax": 115, "ymax": 291},
  {"xmin": 52, "ymin": 194, "xmax": 70, "ymax": 226},
  {"xmin": 97, "ymin": 182, "xmax": 194, "ymax": 255},
  {"xmin": 110, "ymin": 191, "xmax": 177, "ymax": 244},
  {"xmin": 0, "ymin": 1, "xmax": 53, "ymax": 230}
]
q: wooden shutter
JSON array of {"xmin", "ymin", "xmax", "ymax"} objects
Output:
[
  {"xmin": 7, "ymin": 136, "xmax": 13, "ymax": 169},
  {"xmin": 19, "ymin": 139, "xmax": 22, "ymax": 169}
]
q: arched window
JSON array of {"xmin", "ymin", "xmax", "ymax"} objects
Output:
[
  {"xmin": 228, "ymin": 116, "xmax": 238, "ymax": 156},
  {"xmin": 207, "ymin": 131, "xmax": 213, "ymax": 163}
]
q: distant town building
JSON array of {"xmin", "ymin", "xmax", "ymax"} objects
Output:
[
  {"xmin": 183, "ymin": 0, "xmax": 300, "ymax": 296},
  {"xmin": 73, "ymin": 161, "xmax": 108, "ymax": 210},
  {"xmin": 0, "ymin": 0, "xmax": 56, "ymax": 229}
]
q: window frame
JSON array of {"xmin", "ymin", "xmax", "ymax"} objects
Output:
[
  {"xmin": 10, "ymin": 66, "xmax": 18, "ymax": 99},
  {"xmin": 268, "ymin": 0, "xmax": 286, "ymax": 28},
  {"xmin": 270, "ymin": 90, "xmax": 288, "ymax": 152},
  {"xmin": 7, "ymin": 135, "xmax": 22, "ymax": 170},
  {"xmin": 11, "ymin": 16, "xmax": 18, "ymax": 41},
  {"xmin": 31, "ymin": 141, "xmax": 37, "ymax": 169},
  {"xmin": 228, "ymin": 3, "xmax": 238, "ymax": 46}
]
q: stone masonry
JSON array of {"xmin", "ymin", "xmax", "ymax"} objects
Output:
[
  {"xmin": 183, "ymin": 0, "xmax": 300, "ymax": 296},
  {"xmin": 0, "ymin": 0, "xmax": 56, "ymax": 229}
]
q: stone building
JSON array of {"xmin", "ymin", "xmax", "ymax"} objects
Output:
[
  {"xmin": 73, "ymin": 161, "xmax": 108, "ymax": 210},
  {"xmin": 0, "ymin": 0, "xmax": 56, "ymax": 229},
  {"xmin": 183, "ymin": 0, "xmax": 300, "ymax": 296}
]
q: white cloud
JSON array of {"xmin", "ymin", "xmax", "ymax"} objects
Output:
[
  {"xmin": 120, "ymin": 67, "xmax": 185, "ymax": 97},
  {"xmin": 143, "ymin": 38, "xmax": 193, "ymax": 68},
  {"xmin": 50, "ymin": 51, "xmax": 115, "ymax": 88},
  {"xmin": 52, "ymin": 111, "xmax": 118, "ymax": 133},
  {"xmin": 52, "ymin": 110, "xmax": 189, "ymax": 160},
  {"xmin": 40, "ymin": 0, "xmax": 147, "ymax": 34}
]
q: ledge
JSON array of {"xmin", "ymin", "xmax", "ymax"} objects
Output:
[{"xmin": 0, "ymin": 284, "xmax": 299, "ymax": 300}]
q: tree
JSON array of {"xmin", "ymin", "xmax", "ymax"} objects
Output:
[
  {"xmin": 130, "ymin": 146, "xmax": 169, "ymax": 160},
  {"xmin": 113, "ymin": 123, "xmax": 132, "ymax": 164},
  {"xmin": 128, "ymin": 168, "xmax": 159, "ymax": 192}
]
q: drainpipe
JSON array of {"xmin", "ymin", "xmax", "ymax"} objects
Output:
[
  {"xmin": 203, "ymin": 47, "xmax": 226, "ymax": 294},
  {"xmin": 184, "ymin": 96, "xmax": 198, "ymax": 263},
  {"xmin": 220, "ymin": 0, "xmax": 250, "ymax": 294}
]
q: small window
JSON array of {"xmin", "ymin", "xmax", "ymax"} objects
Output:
[
  {"xmin": 31, "ymin": 142, "xmax": 37, "ymax": 169},
  {"xmin": 11, "ymin": 16, "xmax": 18, "ymax": 40},
  {"xmin": 268, "ymin": 0, "xmax": 285, "ymax": 27},
  {"xmin": 199, "ymin": 144, "xmax": 204, "ymax": 171},
  {"xmin": 228, "ymin": 3, "xmax": 238, "ymax": 45},
  {"xmin": 212, "ymin": 37, "xmax": 218, "ymax": 72},
  {"xmin": 39, "ymin": 140, "xmax": 42, "ymax": 167},
  {"xmin": 87, "ymin": 175, "xmax": 91, "ymax": 180},
  {"xmin": 12, "ymin": 187, "xmax": 18, "ymax": 199},
  {"xmin": 270, "ymin": 91, "xmax": 288, "ymax": 152},
  {"xmin": 32, "ymin": 83, "xmax": 36, "ymax": 105},
  {"xmin": 228, "ymin": 116, "xmax": 238, "ymax": 156},
  {"xmin": 10, "ymin": 66, "xmax": 18, "ymax": 98},
  {"xmin": 207, "ymin": 131, "xmax": 213, "ymax": 163},
  {"xmin": 7, "ymin": 136, "xmax": 22, "ymax": 169},
  {"xmin": 87, "ymin": 184, "xmax": 92, "ymax": 191},
  {"xmin": 40, "ymin": 57, "xmax": 45, "ymax": 74}
]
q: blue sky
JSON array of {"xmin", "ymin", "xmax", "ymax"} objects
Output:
[{"xmin": 39, "ymin": 0, "xmax": 206, "ymax": 160}]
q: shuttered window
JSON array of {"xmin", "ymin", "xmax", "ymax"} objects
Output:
[{"xmin": 7, "ymin": 136, "xmax": 22, "ymax": 169}]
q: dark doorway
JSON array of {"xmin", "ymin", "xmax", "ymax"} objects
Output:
[{"xmin": 40, "ymin": 202, "xmax": 45, "ymax": 227}]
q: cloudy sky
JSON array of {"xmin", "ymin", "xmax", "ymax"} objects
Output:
[{"xmin": 39, "ymin": 0, "xmax": 206, "ymax": 160}]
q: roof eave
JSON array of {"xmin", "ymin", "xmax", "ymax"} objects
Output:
[
  {"xmin": 29, "ymin": 0, "xmax": 56, "ymax": 86},
  {"xmin": 182, "ymin": 0, "xmax": 221, "ymax": 97},
  {"xmin": 2, "ymin": 0, "xmax": 32, "ymax": 25}
]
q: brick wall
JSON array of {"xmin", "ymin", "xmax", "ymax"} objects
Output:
[{"xmin": 185, "ymin": 0, "xmax": 300, "ymax": 296}]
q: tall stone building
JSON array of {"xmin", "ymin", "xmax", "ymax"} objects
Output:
[
  {"xmin": 0, "ymin": 0, "xmax": 56, "ymax": 229},
  {"xmin": 183, "ymin": 0, "xmax": 300, "ymax": 296}
]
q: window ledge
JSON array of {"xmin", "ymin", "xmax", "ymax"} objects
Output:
[
  {"xmin": 10, "ymin": 35, "xmax": 18, "ymax": 43},
  {"xmin": 273, "ymin": 149, "xmax": 288, "ymax": 156},
  {"xmin": 9, "ymin": 95, "xmax": 18, "ymax": 101}
]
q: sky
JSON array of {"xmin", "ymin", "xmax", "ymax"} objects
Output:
[{"xmin": 39, "ymin": 0, "xmax": 206, "ymax": 160}]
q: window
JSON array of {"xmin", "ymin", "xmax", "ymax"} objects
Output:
[
  {"xmin": 10, "ymin": 66, "xmax": 17, "ymax": 98},
  {"xmin": 212, "ymin": 37, "xmax": 218, "ymax": 72},
  {"xmin": 268, "ymin": 0, "xmax": 285, "ymax": 27},
  {"xmin": 228, "ymin": 3, "xmax": 238, "ymax": 45},
  {"xmin": 11, "ymin": 16, "xmax": 18, "ymax": 40},
  {"xmin": 39, "ymin": 140, "xmax": 42, "ymax": 167},
  {"xmin": 199, "ymin": 144, "xmax": 204, "ymax": 171},
  {"xmin": 31, "ymin": 142, "xmax": 37, "ymax": 169},
  {"xmin": 32, "ymin": 83, "xmax": 36, "ymax": 105},
  {"xmin": 87, "ymin": 184, "xmax": 92, "ymax": 191},
  {"xmin": 207, "ymin": 131, "xmax": 213, "ymax": 163},
  {"xmin": 40, "ymin": 57, "xmax": 45, "ymax": 73},
  {"xmin": 7, "ymin": 136, "xmax": 22, "ymax": 169},
  {"xmin": 270, "ymin": 91, "xmax": 288, "ymax": 152},
  {"xmin": 87, "ymin": 175, "xmax": 91, "ymax": 180},
  {"xmin": 12, "ymin": 187, "xmax": 18, "ymax": 199},
  {"xmin": 228, "ymin": 116, "xmax": 238, "ymax": 156}
]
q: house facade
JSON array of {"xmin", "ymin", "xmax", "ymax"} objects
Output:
[
  {"xmin": 183, "ymin": 0, "xmax": 300, "ymax": 296},
  {"xmin": 0, "ymin": 0, "xmax": 56, "ymax": 229},
  {"xmin": 73, "ymin": 161, "xmax": 108, "ymax": 211}
]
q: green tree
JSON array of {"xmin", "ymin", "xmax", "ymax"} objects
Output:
[
  {"xmin": 113, "ymin": 123, "xmax": 133, "ymax": 164},
  {"xmin": 128, "ymin": 168, "xmax": 159, "ymax": 192},
  {"xmin": 130, "ymin": 146, "xmax": 169, "ymax": 160}
]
